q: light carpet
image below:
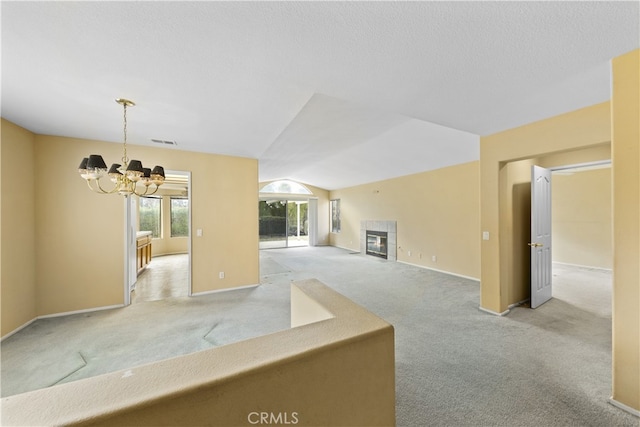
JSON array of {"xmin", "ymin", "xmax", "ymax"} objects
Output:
[{"xmin": 1, "ymin": 246, "xmax": 636, "ymax": 426}]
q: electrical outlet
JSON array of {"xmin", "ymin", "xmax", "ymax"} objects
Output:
[
  {"xmin": 219, "ymin": 272, "xmax": 225, "ymax": 279},
  {"xmin": 432, "ymin": 255, "xmax": 437, "ymax": 262},
  {"xmin": 408, "ymin": 250, "xmax": 411, "ymax": 257}
]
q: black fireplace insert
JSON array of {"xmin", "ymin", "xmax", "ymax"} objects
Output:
[{"xmin": 366, "ymin": 230, "xmax": 388, "ymax": 259}]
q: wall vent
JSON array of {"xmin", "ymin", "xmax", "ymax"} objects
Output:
[{"xmin": 151, "ymin": 139, "xmax": 177, "ymax": 146}]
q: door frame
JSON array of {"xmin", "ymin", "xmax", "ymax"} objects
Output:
[
  {"xmin": 523, "ymin": 159, "xmax": 611, "ymax": 309},
  {"xmin": 549, "ymin": 160, "xmax": 611, "ymax": 174},
  {"xmin": 124, "ymin": 170, "xmax": 192, "ymax": 305}
]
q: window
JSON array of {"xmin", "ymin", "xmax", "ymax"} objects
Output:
[
  {"xmin": 330, "ymin": 199, "xmax": 341, "ymax": 233},
  {"xmin": 139, "ymin": 197, "xmax": 161, "ymax": 238},
  {"xmin": 170, "ymin": 197, "xmax": 189, "ymax": 237},
  {"xmin": 260, "ymin": 180, "xmax": 312, "ymax": 195}
]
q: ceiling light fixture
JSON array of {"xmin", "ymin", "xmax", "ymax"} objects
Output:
[{"xmin": 78, "ymin": 98, "xmax": 165, "ymax": 196}]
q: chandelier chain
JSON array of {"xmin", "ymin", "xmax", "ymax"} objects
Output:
[
  {"xmin": 78, "ymin": 97, "xmax": 165, "ymax": 197},
  {"xmin": 122, "ymin": 103, "xmax": 129, "ymax": 166}
]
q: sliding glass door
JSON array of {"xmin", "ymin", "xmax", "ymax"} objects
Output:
[
  {"xmin": 259, "ymin": 200, "xmax": 308, "ymax": 249},
  {"xmin": 259, "ymin": 200, "xmax": 287, "ymax": 249}
]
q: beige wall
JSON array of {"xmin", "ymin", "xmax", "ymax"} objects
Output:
[
  {"xmin": 611, "ymin": 49, "xmax": 639, "ymax": 412},
  {"xmin": 305, "ymin": 183, "xmax": 331, "ymax": 246},
  {"xmin": 34, "ymin": 135, "xmax": 125, "ymax": 314},
  {"xmin": 330, "ymin": 162, "xmax": 480, "ymax": 280},
  {"xmin": 552, "ymin": 167, "xmax": 612, "ymax": 269},
  {"xmin": 499, "ymin": 158, "xmax": 535, "ymax": 305},
  {"xmin": 1, "ymin": 120, "xmax": 37, "ymax": 336},
  {"xmin": 1, "ymin": 124, "xmax": 259, "ymax": 329}
]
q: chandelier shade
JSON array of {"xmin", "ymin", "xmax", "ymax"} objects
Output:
[
  {"xmin": 87, "ymin": 155, "xmax": 107, "ymax": 170},
  {"xmin": 126, "ymin": 160, "xmax": 144, "ymax": 174},
  {"xmin": 107, "ymin": 163, "xmax": 122, "ymax": 175},
  {"xmin": 78, "ymin": 99, "xmax": 165, "ymax": 196}
]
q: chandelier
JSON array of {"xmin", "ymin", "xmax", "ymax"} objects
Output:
[{"xmin": 78, "ymin": 98, "xmax": 165, "ymax": 196}]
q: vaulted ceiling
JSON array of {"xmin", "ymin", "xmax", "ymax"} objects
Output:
[{"xmin": 2, "ymin": 2, "xmax": 638, "ymax": 190}]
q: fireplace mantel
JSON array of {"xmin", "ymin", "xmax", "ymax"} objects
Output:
[{"xmin": 360, "ymin": 220, "xmax": 397, "ymax": 261}]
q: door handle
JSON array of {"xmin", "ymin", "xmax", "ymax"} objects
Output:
[{"xmin": 528, "ymin": 242, "xmax": 543, "ymax": 247}]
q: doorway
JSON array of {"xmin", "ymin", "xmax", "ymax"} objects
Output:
[
  {"xmin": 549, "ymin": 161, "xmax": 612, "ymax": 315},
  {"xmin": 507, "ymin": 159, "xmax": 613, "ymax": 310},
  {"xmin": 125, "ymin": 170, "xmax": 192, "ymax": 304},
  {"xmin": 505, "ymin": 156, "xmax": 612, "ymax": 309}
]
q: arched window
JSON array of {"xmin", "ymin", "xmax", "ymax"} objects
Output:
[{"xmin": 260, "ymin": 180, "xmax": 312, "ymax": 195}]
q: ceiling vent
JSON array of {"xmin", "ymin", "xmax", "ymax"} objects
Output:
[{"xmin": 151, "ymin": 139, "xmax": 177, "ymax": 146}]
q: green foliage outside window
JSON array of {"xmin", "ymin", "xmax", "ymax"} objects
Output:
[
  {"xmin": 171, "ymin": 198, "xmax": 189, "ymax": 237},
  {"xmin": 139, "ymin": 197, "xmax": 161, "ymax": 238},
  {"xmin": 287, "ymin": 202, "xmax": 308, "ymax": 236},
  {"xmin": 259, "ymin": 200, "xmax": 286, "ymax": 238}
]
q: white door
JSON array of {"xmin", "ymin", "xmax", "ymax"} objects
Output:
[{"xmin": 530, "ymin": 165, "xmax": 553, "ymax": 308}]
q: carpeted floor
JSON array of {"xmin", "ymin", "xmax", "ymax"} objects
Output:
[{"xmin": 1, "ymin": 246, "xmax": 636, "ymax": 426}]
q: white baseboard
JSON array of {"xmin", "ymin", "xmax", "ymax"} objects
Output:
[
  {"xmin": 397, "ymin": 260, "xmax": 480, "ymax": 282},
  {"xmin": 37, "ymin": 304, "xmax": 124, "ymax": 319},
  {"xmin": 1, "ymin": 304, "xmax": 124, "ymax": 341},
  {"xmin": 609, "ymin": 397, "xmax": 640, "ymax": 417},
  {"xmin": 508, "ymin": 298, "xmax": 530, "ymax": 309},
  {"xmin": 479, "ymin": 306, "xmax": 510, "ymax": 316},
  {"xmin": 1, "ymin": 318, "xmax": 38, "ymax": 341},
  {"xmin": 3, "ymin": 284, "xmax": 263, "ymax": 340},
  {"xmin": 553, "ymin": 261, "xmax": 612, "ymax": 272},
  {"xmin": 153, "ymin": 252, "xmax": 189, "ymax": 257},
  {"xmin": 334, "ymin": 245, "xmax": 359, "ymax": 253},
  {"xmin": 192, "ymin": 284, "xmax": 259, "ymax": 297}
]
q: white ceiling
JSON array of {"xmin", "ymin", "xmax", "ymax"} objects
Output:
[{"xmin": 2, "ymin": 1, "xmax": 638, "ymax": 190}]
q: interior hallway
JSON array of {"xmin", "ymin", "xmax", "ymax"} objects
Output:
[
  {"xmin": 131, "ymin": 254, "xmax": 189, "ymax": 303},
  {"xmin": 1, "ymin": 247, "xmax": 635, "ymax": 426}
]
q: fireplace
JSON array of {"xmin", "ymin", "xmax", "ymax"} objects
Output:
[
  {"xmin": 366, "ymin": 230, "xmax": 388, "ymax": 259},
  {"xmin": 361, "ymin": 220, "xmax": 396, "ymax": 261}
]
